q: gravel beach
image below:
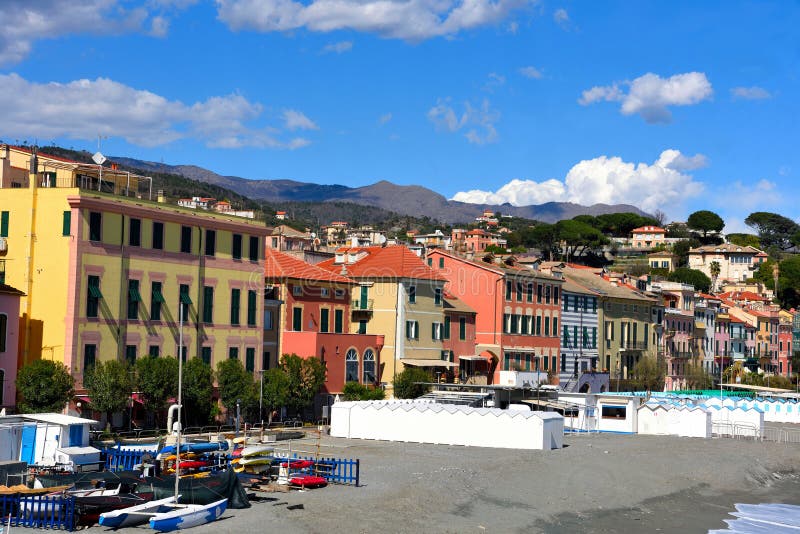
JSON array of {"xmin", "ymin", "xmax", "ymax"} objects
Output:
[{"xmin": 84, "ymin": 432, "xmax": 800, "ymax": 533}]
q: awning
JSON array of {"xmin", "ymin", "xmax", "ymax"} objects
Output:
[
  {"xmin": 129, "ymin": 287, "xmax": 142, "ymax": 302},
  {"xmin": 179, "ymin": 293, "xmax": 192, "ymax": 305},
  {"xmin": 400, "ymin": 358, "xmax": 458, "ymax": 368},
  {"xmin": 88, "ymin": 285, "xmax": 103, "ymax": 298},
  {"xmin": 152, "ymin": 288, "xmax": 165, "ymax": 303},
  {"xmin": 458, "ymin": 356, "xmax": 489, "ymax": 361}
]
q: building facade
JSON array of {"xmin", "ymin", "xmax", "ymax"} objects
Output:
[
  {"xmin": 264, "ymin": 249, "xmax": 384, "ymax": 394},
  {"xmin": 688, "ymin": 244, "xmax": 768, "ymax": 288},
  {"xmin": 0, "ymin": 283, "xmax": 24, "ymax": 409},
  {"xmin": 0, "ymin": 146, "xmax": 269, "ymax": 392}
]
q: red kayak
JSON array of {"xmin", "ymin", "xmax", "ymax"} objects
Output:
[
  {"xmin": 231, "ymin": 448, "xmax": 243, "ymax": 458},
  {"xmin": 280, "ymin": 460, "xmax": 313, "ymax": 469},
  {"xmin": 289, "ymin": 475, "xmax": 327, "ymax": 489},
  {"xmin": 179, "ymin": 460, "xmax": 209, "ymax": 470}
]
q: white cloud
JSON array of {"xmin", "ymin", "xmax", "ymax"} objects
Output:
[
  {"xmin": 378, "ymin": 113, "xmax": 393, "ymax": 125},
  {"xmin": 0, "ymin": 73, "xmax": 312, "ymax": 150},
  {"xmin": 0, "ymin": 0, "xmax": 155, "ymax": 66},
  {"xmin": 428, "ymin": 98, "xmax": 499, "ymax": 145},
  {"xmin": 519, "ymin": 66, "xmax": 543, "ymax": 79},
  {"xmin": 282, "ymin": 109, "xmax": 319, "ymax": 131},
  {"xmin": 150, "ymin": 15, "xmax": 170, "ymax": 37},
  {"xmin": 451, "ymin": 149, "xmax": 705, "ymax": 213},
  {"xmin": 715, "ymin": 179, "xmax": 782, "ymax": 212},
  {"xmin": 215, "ymin": 0, "xmax": 534, "ymax": 41},
  {"xmin": 579, "ymin": 72, "xmax": 713, "ymax": 123},
  {"xmin": 730, "ymin": 86, "xmax": 772, "ymax": 100},
  {"xmin": 322, "ymin": 40, "xmax": 353, "ymax": 53},
  {"xmin": 483, "ymin": 72, "xmax": 506, "ymax": 91},
  {"xmin": 553, "ymin": 8, "xmax": 568, "ymax": 25}
]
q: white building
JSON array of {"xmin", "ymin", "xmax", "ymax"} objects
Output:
[{"xmin": 688, "ymin": 244, "xmax": 768, "ymax": 289}]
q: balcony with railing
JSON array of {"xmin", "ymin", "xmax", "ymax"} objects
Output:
[
  {"xmin": 670, "ymin": 351, "xmax": 694, "ymax": 360},
  {"xmin": 620, "ymin": 341, "xmax": 648, "ymax": 351},
  {"xmin": 351, "ymin": 299, "xmax": 374, "ymax": 313}
]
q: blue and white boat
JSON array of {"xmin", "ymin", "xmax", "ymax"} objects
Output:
[
  {"xmin": 99, "ymin": 495, "xmax": 180, "ymax": 529},
  {"xmin": 149, "ymin": 499, "xmax": 228, "ymax": 532}
]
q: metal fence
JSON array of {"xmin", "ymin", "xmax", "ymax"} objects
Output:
[
  {"xmin": 0, "ymin": 494, "xmax": 75, "ymax": 530},
  {"xmin": 104, "ymin": 446, "xmax": 158, "ymax": 472},
  {"xmin": 286, "ymin": 455, "xmax": 360, "ymax": 486},
  {"xmin": 761, "ymin": 426, "xmax": 800, "ymax": 444},
  {"xmin": 711, "ymin": 422, "xmax": 760, "ymax": 440}
]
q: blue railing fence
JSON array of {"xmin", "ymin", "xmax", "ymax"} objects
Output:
[
  {"xmin": 290, "ymin": 455, "xmax": 360, "ymax": 486},
  {"xmin": 0, "ymin": 494, "xmax": 75, "ymax": 530},
  {"xmin": 104, "ymin": 446, "xmax": 158, "ymax": 472}
]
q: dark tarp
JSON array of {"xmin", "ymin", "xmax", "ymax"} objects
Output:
[{"xmin": 35, "ymin": 469, "xmax": 250, "ymax": 509}]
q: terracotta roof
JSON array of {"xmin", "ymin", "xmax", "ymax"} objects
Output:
[
  {"xmin": 689, "ymin": 244, "xmax": 764, "ymax": 254},
  {"xmin": 697, "ymin": 293, "xmax": 720, "ymax": 300},
  {"xmin": 429, "ymin": 250, "xmax": 562, "ymax": 281},
  {"xmin": 632, "ymin": 226, "xmax": 665, "ymax": 233},
  {"xmin": 718, "ymin": 291, "xmax": 769, "ymax": 302},
  {"xmin": 561, "ymin": 266, "xmax": 655, "ymax": 302},
  {"xmin": 265, "ymin": 249, "xmax": 354, "ymax": 284},
  {"xmin": 318, "ymin": 246, "xmax": 446, "ymax": 281},
  {"xmin": 271, "ymin": 225, "xmax": 309, "ymax": 238},
  {"xmin": 0, "ymin": 283, "xmax": 26, "ymax": 297}
]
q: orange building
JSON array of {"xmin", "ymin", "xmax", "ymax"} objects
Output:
[
  {"xmin": 264, "ymin": 249, "xmax": 384, "ymax": 395},
  {"xmin": 427, "ymin": 250, "xmax": 563, "ymax": 384}
]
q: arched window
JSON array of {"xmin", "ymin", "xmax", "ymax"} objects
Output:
[
  {"xmin": 345, "ymin": 349, "xmax": 359, "ymax": 383},
  {"xmin": 362, "ymin": 349, "xmax": 375, "ymax": 384}
]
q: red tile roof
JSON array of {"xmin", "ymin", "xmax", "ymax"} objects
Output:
[
  {"xmin": 632, "ymin": 226, "xmax": 665, "ymax": 233},
  {"xmin": 318, "ymin": 246, "xmax": 446, "ymax": 281},
  {"xmin": 718, "ymin": 291, "xmax": 769, "ymax": 302},
  {"xmin": 265, "ymin": 249, "xmax": 354, "ymax": 284}
]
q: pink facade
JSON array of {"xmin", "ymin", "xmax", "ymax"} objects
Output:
[
  {"xmin": 0, "ymin": 283, "xmax": 24, "ymax": 409},
  {"xmin": 778, "ymin": 322, "xmax": 792, "ymax": 377},
  {"xmin": 443, "ymin": 302, "xmax": 479, "ymax": 381}
]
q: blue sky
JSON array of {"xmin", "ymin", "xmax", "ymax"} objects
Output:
[{"xmin": 1, "ymin": 1, "xmax": 798, "ymax": 230}]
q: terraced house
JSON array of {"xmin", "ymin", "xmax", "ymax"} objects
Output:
[
  {"xmin": 560, "ymin": 267, "xmax": 658, "ymax": 383},
  {"xmin": 317, "ymin": 246, "xmax": 448, "ymax": 392},
  {"xmin": 0, "ymin": 145, "xmax": 269, "ymax": 393},
  {"xmin": 263, "ymin": 248, "xmax": 384, "ymax": 395},
  {"xmin": 427, "ymin": 250, "xmax": 563, "ymax": 384}
]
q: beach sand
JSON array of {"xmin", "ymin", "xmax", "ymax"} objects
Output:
[{"xmin": 83, "ymin": 432, "xmax": 800, "ymax": 533}]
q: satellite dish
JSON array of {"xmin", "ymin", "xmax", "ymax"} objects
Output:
[{"xmin": 92, "ymin": 152, "xmax": 107, "ymax": 165}]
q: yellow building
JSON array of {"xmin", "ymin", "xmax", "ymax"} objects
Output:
[
  {"xmin": 0, "ymin": 145, "xmax": 269, "ymax": 390},
  {"xmin": 317, "ymin": 247, "xmax": 449, "ymax": 390}
]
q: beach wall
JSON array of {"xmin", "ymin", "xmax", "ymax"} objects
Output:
[
  {"xmin": 637, "ymin": 405, "xmax": 712, "ymax": 438},
  {"xmin": 331, "ymin": 401, "xmax": 564, "ymax": 450}
]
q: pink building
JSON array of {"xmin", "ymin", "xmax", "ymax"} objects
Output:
[
  {"xmin": 442, "ymin": 293, "xmax": 480, "ymax": 383},
  {"xmin": 778, "ymin": 320, "xmax": 792, "ymax": 377},
  {"xmin": 427, "ymin": 250, "xmax": 563, "ymax": 384},
  {"xmin": 0, "ymin": 283, "xmax": 24, "ymax": 409},
  {"xmin": 631, "ymin": 226, "xmax": 666, "ymax": 248},
  {"xmin": 265, "ymin": 249, "xmax": 384, "ymax": 395}
]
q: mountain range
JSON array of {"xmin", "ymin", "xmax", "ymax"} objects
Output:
[{"xmin": 111, "ymin": 156, "xmax": 648, "ymax": 225}]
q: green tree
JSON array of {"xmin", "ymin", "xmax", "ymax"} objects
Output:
[
  {"xmin": 667, "ymin": 268, "xmax": 711, "ymax": 292},
  {"xmin": 83, "ymin": 360, "xmax": 133, "ymax": 427},
  {"xmin": 523, "ymin": 223, "xmax": 559, "ymax": 260},
  {"xmin": 727, "ymin": 233, "xmax": 761, "ymax": 248},
  {"xmin": 629, "ymin": 357, "xmax": 665, "ymax": 392},
  {"xmin": 555, "ymin": 219, "xmax": 609, "ymax": 261},
  {"xmin": 744, "ymin": 211, "xmax": 800, "ymax": 251},
  {"xmin": 17, "ymin": 360, "xmax": 75, "ymax": 413},
  {"xmin": 709, "ymin": 261, "xmax": 721, "ymax": 293},
  {"xmin": 670, "ymin": 238, "xmax": 701, "ymax": 267},
  {"xmin": 392, "ymin": 367, "xmax": 432, "ymax": 399},
  {"xmin": 280, "ymin": 354, "xmax": 327, "ymax": 415},
  {"xmin": 484, "ymin": 244, "xmax": 508, "ymax": 254},
  {"xmin": 342, "ymin": 382, "xmax": 386, "ymax": 401},
  {"xmin": 260, "ymin": 368, "xmax": 290, "ymax": 424},
  {"xmin": 684, "ymin": 364, "xmax": 714, "ymax": 389},
  {"xmin": 687, "ymin": 210, "xmax": 725, "ymax": 240},
  {"xmin": 216, "ymin": 358, "xmax": 257, "ymax": 416},
  {"xmin": 135, "ymin": 356, "xmax": 178, "ymax": 424},
  {"xmin": 182, "ymin": 358, "xmax": 215, "ymax": 426}
]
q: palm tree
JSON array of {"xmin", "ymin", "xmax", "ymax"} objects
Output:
[{"xmin": 709, "ymin": 260, "xmax": 721, "ymax": 293}]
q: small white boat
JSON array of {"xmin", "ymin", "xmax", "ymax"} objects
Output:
[
  {"xmin": 98, "ymin": 495, "xmax": 179, "ymax": 529},
  {"xmin": 148, "ymin": 499, "xmax": 228, "ymax": 532},
  {"xmin": 240, "ymin": 444, "xmax": 275, "ymax": 457}
]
